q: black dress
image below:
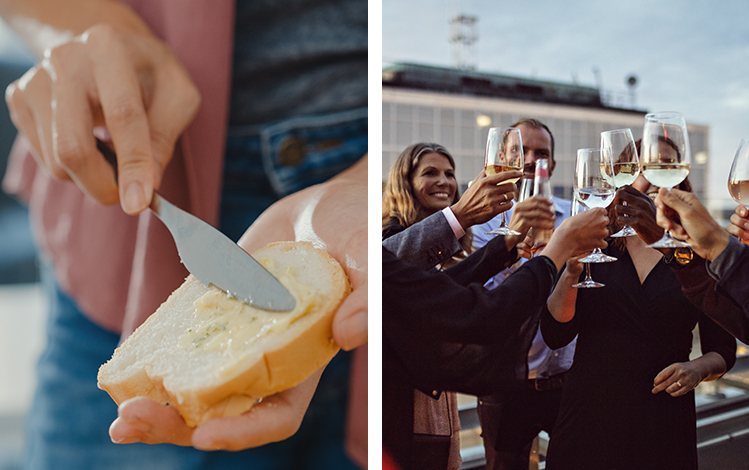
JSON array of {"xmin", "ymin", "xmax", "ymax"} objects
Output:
[{"xmin": 540, "ymin": 245, "xmax": 736, "ymax": 470}]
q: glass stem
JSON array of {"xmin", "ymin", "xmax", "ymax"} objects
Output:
[
  {"xmin": 584, "ymin": 263, "xmax": 593, "ymax": 282},
  {"xmin": 499, "ymin": 212, "xmax": 508, "ymax": 228}
]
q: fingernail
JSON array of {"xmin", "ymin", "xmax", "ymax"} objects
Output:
[
  {"xmin": 339, "ymin": 311, "xmax": 367, "ymax": 349},
  {"xmin": 123, "ymin": 182, "xmax": 145, "ymax": 214},
  {"xmin": 744, "ymin": 223, "xmax": 749, "ymax": 231}
]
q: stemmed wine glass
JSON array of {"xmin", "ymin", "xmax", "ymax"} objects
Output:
[
  {"xmin": 573, "ymin": 148, "xmax": 616, "ymax": 288},
  {"xmin": 640, "ymin": 112, "xmax": 691, "ymax": 248},
  {"xmin": 601, "ymin": 128, "xmax": 640, "ymax": 237},
  {"xmin": 570, "ymin": 199, "xmax": 603, "ymax": 288},
  {"xmin": 728, "ymin": 138, "xmax": 749, "ymax": 245},
  {"xmin": 485, "ymin": 127, "xmax": 524, "ymax": 235}
]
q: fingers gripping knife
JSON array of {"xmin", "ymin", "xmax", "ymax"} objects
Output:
[{"xmin": 97, "ymin": 138, "xmax": 296, "ymax": 312}]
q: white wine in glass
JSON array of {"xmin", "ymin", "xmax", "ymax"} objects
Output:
[
  {"xmin": 485, "ymin": 127, "xmax": 524, "ymax": 235},
  {"xmin": 640, "ymin": 112, "xmax": 691, "ymax": 248},
  {"xmin": 601, "ymin": 128, "xmax": 640, "ymax": 237},
  {"xmin": 574, "ymin": 147, "xmax": 617, "ymax": 265},
  {"xmin": 728, "ymin": 138, "xmax": 749, "ymax": 244}
]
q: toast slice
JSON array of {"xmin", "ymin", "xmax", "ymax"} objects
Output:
[{"xmin": 97, "ymin": 241, "xmax": 349, "ymax": 427}]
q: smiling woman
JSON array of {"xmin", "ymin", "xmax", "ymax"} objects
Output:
[
  {"xmin": 381, "ymin": 142, "xmax": 471, "ymax": 470},
  {"xmin": 411, "ymin": 152, "xmax": 458, "ymax": 213},
  {"xmin": 382, "ymin": 142, "xmax": 474, "ymax": 266}
]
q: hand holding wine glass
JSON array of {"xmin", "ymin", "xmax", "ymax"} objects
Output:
[
  {"xmin": 485, "ymin": 127, "xmax": 524, "ymax": 235},
  {"xmin": 728, "ymin": 139, "xmax": 749, "ymax": 244},
  {"xmin": 572, "ymin": 148, "xmax": 616, "ymax": 287},
  {"xmin": 654, "ymin": 188, "xmax": 730, "ymax": 262},
  {"xmin": 601, "ymin": 128, "xmax": 640, "ymax": 237},
  {"xmin": 640, "ymin": 112, "xmax": 691, "ymax": 248},
  {"xmin": 728, "ymin": 205, "xmax": 749, "ymax": 243}
]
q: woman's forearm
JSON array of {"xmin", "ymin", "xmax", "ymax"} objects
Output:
[
  {"xmin": 691, "ymin": 352, "xmax": 727, "ymax": 383},
  {"xmin": 547, "ymin": 269, "xmax": 579, "ymax": 323}
]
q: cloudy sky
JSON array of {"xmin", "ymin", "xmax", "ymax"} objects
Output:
[{"xmin": 383, "ymin": 0, "xmax": 749, "ymax": 208}]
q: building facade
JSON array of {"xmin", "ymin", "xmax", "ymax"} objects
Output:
[{"xmin": 383, "ymin": 63, "xmax": 710, "ymax": 202}]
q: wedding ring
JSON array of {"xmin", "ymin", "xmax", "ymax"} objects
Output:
[{"xmin": 676, "ymin": 381, "xmax": 682, "ymax": 388}]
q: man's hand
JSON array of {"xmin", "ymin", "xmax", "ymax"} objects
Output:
[
  {"xmin": 612, "ymin": 185, "xmax": 664, "ymax": 245},
  {"xmin": 450, "ymin": 169, "xmax": 521, "ymax": 228},
  {"xmin": 5, "ymin": 21, "xmax": 200, "ymax": 214},
  {"xmin": 108, "ymin": 156, "xmax": 367, "ymax": 449},
  {"xmin": 540, "ymin": 208, "xmax": 609, "ymax": 270},
  {"xmin": 728, "ymin": 205, "xmax": 749, "ymax": 244},
  {"xmin": 505, "ymin": 195, "xmax": 555, "ymax": 249},
  {"xmin": 654, "ymin": 188, "xmax": 730, "ymax": 261}
]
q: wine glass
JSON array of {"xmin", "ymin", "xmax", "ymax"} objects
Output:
[
  {"xmin": 601, "ymin": 128, "xmax": 640, "ymax": 237},
  {"xmin": 640, "ymin": 112, "xmax": 691, "ymax": 248},
  {"xmin": 728, "ymin": 138, "xmax": 749, "ymax": 245},
  {"xmin": 485, "ymin": 127, "xmax": 524, "ymax": 235},
  {"xmin": 570, "ymin": 197, "xmax": 604, "ymax": 288},
  {"xmin": 574, "ymin": 148, "xmax": 617, "ymax": 265}
]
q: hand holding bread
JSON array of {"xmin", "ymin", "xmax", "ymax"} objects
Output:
[{"xmin": 105, "ymin": 156, "xmax": 368, "ymax": 450}]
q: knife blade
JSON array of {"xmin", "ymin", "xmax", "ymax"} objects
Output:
[{"xmin": 97, "ymin": 138, "xmax": 296, "ymax": 312}]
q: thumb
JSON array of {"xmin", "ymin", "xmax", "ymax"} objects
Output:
[
  {"xmin": 656, "ymin": 187, "xmax": 690, "ymax": 214},
  {"xmin": 332, "ymin": 283, "xmax": 368, "ymax": 350}
]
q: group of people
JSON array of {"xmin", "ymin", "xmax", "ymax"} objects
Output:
[{"xmin": 382, "ymin": 117, "xmax": 749, "ymax": 470}]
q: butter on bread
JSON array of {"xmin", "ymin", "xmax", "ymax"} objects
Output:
[{"xmin": 97, "ymin": 241, "xmax": 350, "ymax": 427}]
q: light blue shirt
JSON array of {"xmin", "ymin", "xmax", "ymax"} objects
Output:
[{"xmin": 472, "ymin": 196, "xmax": 575, "ymax": 379}]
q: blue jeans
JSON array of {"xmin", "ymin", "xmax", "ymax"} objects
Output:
[{"xmin": 24, "ymin": 109, "xmax": 367, "ymax": 470}]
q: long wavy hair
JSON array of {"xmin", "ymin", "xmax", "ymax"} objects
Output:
[{"xmin": 382, "ymin": 143, "xmax": 473, "ymax": 264}]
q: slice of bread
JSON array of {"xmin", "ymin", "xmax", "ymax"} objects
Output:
[{"xmin": 97, "ymin": 241, "xmax": 350, "ymax": 427}]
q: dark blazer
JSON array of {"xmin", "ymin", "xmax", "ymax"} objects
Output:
[
  {"xmin": 383, "ymin": 244, "xmax": 559, "ymax": 470},
  {"xmin": 673, "ymin": 239, "xmax": 749, "ymax": 343}
]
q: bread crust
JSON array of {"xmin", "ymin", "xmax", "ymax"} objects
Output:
[{"xmin": 97, "ymin": 241, "xmax": 350, "ymax": 427}]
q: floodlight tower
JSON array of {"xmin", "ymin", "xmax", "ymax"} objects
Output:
[{"xmin": 449, "ymin": 14, "xmax": 478, "ymax": 70}]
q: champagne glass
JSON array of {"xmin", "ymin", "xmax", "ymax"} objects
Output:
[
  {"xmin": 575, "ymin": 148, "xmax": 617, "ymax": 264},
  {"xmin": 640, "ymin": 112, "xmax": 691, "ymax": 248},
  {"xmin": 485, "ymin": 127, "xmax": 524, "ymax": 235},
  {"xmin": 601, "ymin": 128, "xmax": 640, "ymax": 237},
  {"xmin": 728, "ymin": 138, "xmax": 749, "ymax": 245},
  {"xmin": 570, "ymin": 198, "xmax": 604, "ymax": 288}
]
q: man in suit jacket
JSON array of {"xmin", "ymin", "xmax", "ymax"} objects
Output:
[{"xmin": 382, "ymin": 207, "xmax": 610, "ymax": 470}]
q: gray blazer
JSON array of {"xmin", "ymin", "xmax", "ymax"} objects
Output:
[{"xmin": 382, "ymin": 212, "xmax": 461, "ymax": 270}]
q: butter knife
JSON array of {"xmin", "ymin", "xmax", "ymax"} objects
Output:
[{"xmin": 97, "ymin": 138, "xmax": 296, "ymax": 312}]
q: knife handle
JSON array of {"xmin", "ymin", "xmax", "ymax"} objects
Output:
[{"xmin": 96, "ymin": 137, "xmax": 119, "ymax": 183}]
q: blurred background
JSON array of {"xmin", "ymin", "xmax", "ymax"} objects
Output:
[
  {"xmin": 382, "ymin": 0, "xmax": 749, "ymax": 468},
  {"xmin": 0, "ymin": 19, "xmax": 44, "ymax": 470}
]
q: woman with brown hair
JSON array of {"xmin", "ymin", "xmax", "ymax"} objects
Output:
[
  {"xmin": 382, "ymin": 141, "xmax": 559, "ymax": 469},
  {"xmin": 541, "ymin": 141, "xmax": 736, "ymax": 469}
]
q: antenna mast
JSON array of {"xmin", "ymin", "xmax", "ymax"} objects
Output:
[{"xmin": 449, "ymin": 14, "xmax": 478, "ymax": 70}]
